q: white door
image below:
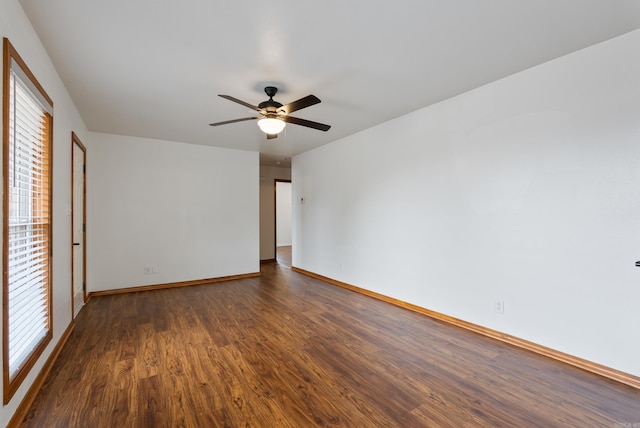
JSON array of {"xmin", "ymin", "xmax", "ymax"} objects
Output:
[
  {"xmin": 72, "ymin": 134, "xmax": 86, "ymax": 317},
  {"xmin": 275, "ymin": 181, "xmax": 292, "ymax": 247}
]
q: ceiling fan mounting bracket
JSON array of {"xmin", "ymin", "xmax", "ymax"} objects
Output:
[{"xmin": 264, "ymin": 86, "xmax": 278, "ymax": 98}]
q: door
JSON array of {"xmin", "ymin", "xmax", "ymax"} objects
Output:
[
  {"xmin": 274, "ymin": 179, "xmax": 292, "ymax": 267},
  {"xmin": 72, "ymin": 133, "xmax": 87, "ymax": 318}
]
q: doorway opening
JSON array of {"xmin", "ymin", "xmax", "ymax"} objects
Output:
[{"xmin": 274, "ymin": 179, "xmax": 292, "ymax": 268}]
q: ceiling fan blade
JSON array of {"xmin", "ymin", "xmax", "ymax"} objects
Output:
[
  {"xmin": 218, "ymin": 95, "xmax": 261, "ymax": 112},
  {"xmin": 279, "ymin": 95, "xmax": 321, "ymax": 114},
  {"xmin": 209, "ymin": 116, "xmax": 261, "ymax": 126},
  {"xmin": 282, "ymin": 115, "xmax": 331, "ymax": 131},
  {"xmin": 266, "ymin": 133, "xmax": 278, "ymax": 140}
]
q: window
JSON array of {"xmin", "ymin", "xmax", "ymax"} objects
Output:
[{"xmin": 3, "ymin": 38, "xmax": 53, "ymax": 404}]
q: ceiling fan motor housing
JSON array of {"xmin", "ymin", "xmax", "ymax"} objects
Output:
[{"xmin": 259, "ymin": 86, "xmax": 284, "ymax": 116}]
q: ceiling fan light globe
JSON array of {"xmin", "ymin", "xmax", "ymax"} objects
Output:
[{"xmin": 257, "ymin": 118, "xmax": 286, "ymax": 135}]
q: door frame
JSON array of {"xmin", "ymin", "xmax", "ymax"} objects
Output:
[
  {"xmin": 71, "ymin": 132, "xmax": 87, "ymax": 318},
  {"xmin": 274, "ymin": 179, "xmax": 291, "ymax": 263}
]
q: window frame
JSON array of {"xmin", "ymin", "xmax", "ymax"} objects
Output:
[{"xmin": 3, "ymin": 37, "xmax": 54, "ymax": 404}]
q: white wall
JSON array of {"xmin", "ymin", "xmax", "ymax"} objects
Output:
[
  {"xmin": 87, "ymin": 132, "xmax": 259, "ymax": 291},
  {"xmin": 259, "ymin": 166, "xmax": 291, "ymax": 259},
  {"xmin": 0, "ymin": 0, "xmax": 89, "ymax": 424},
  {"xmin": 276, "ymin": 182, "xmax": 292, "ymax": 246},
  {"xmin": 293, "ymin": 30, "xmax": 640, "ymax": 377}
]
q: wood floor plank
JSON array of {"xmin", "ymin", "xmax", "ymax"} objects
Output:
[{"xmin": 19, "ymin": 262, "xmax": 640, "ymax": 427}]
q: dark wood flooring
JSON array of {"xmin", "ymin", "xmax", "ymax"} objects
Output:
[{"xmin": 20, "ymin": 262, "xmax": 640, "ymax": 427}]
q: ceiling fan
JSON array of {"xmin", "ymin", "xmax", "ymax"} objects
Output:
[{"xmin": 209, "ymin": 86, "xmax": 331, "ymax": 139}]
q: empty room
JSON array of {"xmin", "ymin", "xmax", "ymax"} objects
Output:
[{"xmin": 2, "ymin": 0, "xmax": 640, "ymax": 426}]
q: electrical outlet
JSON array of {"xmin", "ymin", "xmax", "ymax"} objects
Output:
[
  {"xmin": 495, "ymin": 299, "xmax": 505, "ymax": 315},
  {"xmin": 144, "ymin": 266, "xmax": 152, "ymax": 275}
]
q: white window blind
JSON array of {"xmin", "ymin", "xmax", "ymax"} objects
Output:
[{"xmin": 4, "ymin": 49, "xmax": 53, "ymax": 393}]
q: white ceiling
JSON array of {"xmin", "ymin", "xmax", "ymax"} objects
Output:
[{"xmin": 19, "ymin": 0, "xmax": 640, "ymax": 167}]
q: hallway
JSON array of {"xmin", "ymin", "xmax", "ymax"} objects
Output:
[{"xmin": 276, "ymin": 245, "xmax": 292, "ymax": 268}]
